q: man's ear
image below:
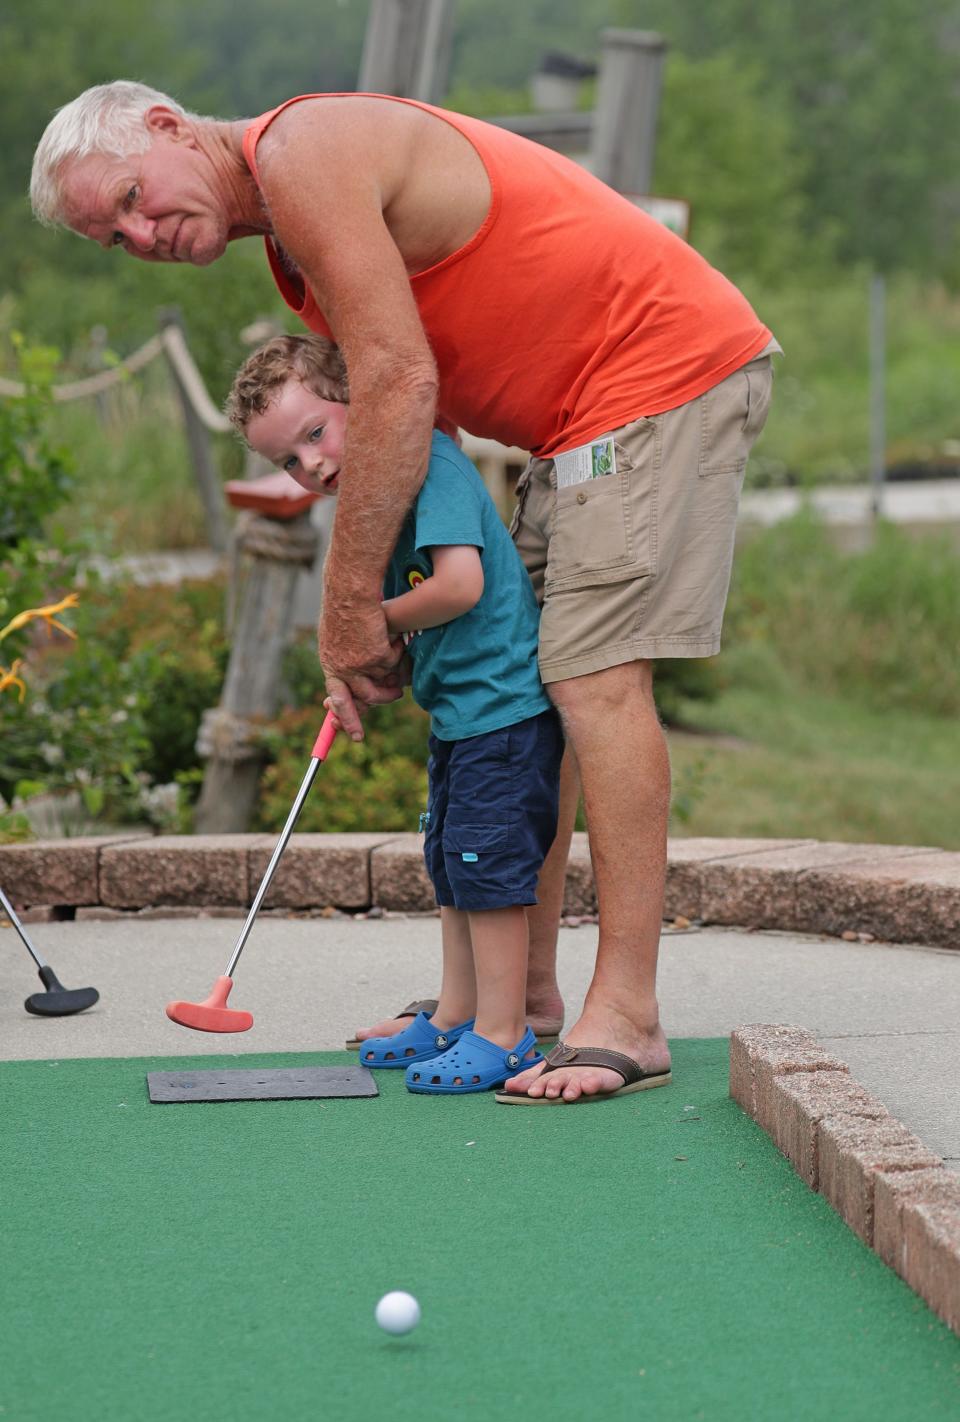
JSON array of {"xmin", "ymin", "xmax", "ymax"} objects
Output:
[{"xmin": 145, "ymin": 106, "xmax": 190, "ymax": 142}]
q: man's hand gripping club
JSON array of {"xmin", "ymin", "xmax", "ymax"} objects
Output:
[{"xmin": 319, "ymin": 590, "xmax": 407, "ymax": 741}]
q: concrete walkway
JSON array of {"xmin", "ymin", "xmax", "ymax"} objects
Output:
[
  {"xmin": 1, "ymin": 916, "xmax": 956, "ymax": 1170},
  {"xmin": 739, "ymin": 477, "xmax": 960, "ymax": 538}
]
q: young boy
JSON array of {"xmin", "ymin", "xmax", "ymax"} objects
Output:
[{"xmin": 226, "ymin": 334, "xmax": 563, "ymax": 1094}]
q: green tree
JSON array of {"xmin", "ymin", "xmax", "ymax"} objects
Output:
[
  {"xmin": 615, "ymin": 0, "xmax": 960, "ymax": 279},
  {"xmin": 653, "ymin": 52, "xmax": 824, "ymax": 285},
  {"xmin": 0, "ymin": 0, "xmax": 189, "ymax": 290}
]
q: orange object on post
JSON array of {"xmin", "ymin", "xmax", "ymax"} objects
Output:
[{"xmin": 224, "ymin": 472, "xmax": 318, "ymax": 519}]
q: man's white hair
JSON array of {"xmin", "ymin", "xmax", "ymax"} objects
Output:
[{"xmin": 30, "ymin": 80, "xmax": 201, "ymax": 228}]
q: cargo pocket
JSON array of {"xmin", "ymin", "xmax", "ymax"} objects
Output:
[
  {"xmin": 545, "ymin": 417, "xmax": 659, "ymax": 592},
  {"xmin": 441, "ymin": 821, "xmax": 508, "ymax": 861},
  {"xmin": 441, "ymin": 820, "xmax": 513, "ymax": 902}
]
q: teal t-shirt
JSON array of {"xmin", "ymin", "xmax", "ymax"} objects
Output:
[{"xmin": 384, "ymin": 431, "xmax": 550, "ymax": 741}]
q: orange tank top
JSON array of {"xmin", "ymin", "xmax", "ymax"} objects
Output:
[{"xmin": 243, "ymin": 95, "xmax": 772, "ymax": 457}]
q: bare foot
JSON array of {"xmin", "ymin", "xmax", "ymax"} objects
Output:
[
  {"xmin": 500, "ymin": 1004, "xmax": 671, "ymax": 1102},
  {"xmin": 352, "ymin": 1012, "xmax": 417, "ymax": 1045},
  {"xmin": 351, "ymin": 991, "xmax": 564, "ymax": 1045}
]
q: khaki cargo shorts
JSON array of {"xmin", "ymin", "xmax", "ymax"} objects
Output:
[{"xmin": 510, "ymin": 354, "xmax": 774, "ymax": 683}]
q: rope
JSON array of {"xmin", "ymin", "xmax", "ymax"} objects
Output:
[
  {"xmin": 159, "ymin": 324, "xmax": 231, "ymax": 433},
  {"xmin": 0, "ymin": 325, "xmax": 229, "ymax": 433},
  {"xmin": 234, "ymin": 511, "xmax": 318, "ymax": 565},
  {"xmin": 0, "ymin": 324, "xmax": 528, "ymax": 478},
  {"xmin": 0, "ymin": 333, "xmax": 164, "ymax": 400}
]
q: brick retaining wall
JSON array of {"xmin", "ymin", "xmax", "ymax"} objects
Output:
[
  {"xmin": 731, "ymin": 1025, "xmax": 960, "ymax": 1335},
  {"xmin": 0, "ymin": 833, "xmax": 957, "ymax": 947}
]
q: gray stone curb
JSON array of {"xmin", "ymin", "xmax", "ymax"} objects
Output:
[
  {"xmin": 1, "ymin": 833, "xmax": 958, "ymax": 948},
  {"xmin": 730, "ymin": 1024, "xmax": 960, "ymax": 1336}
]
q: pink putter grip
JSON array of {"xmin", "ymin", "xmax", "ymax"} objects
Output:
[{"xmin": 311, "ymin": 711, "xmax": 338, "ymax": 761}]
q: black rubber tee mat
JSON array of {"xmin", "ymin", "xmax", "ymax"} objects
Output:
[{"xmin": 147, "ymin": 1066, "xmax": 379, "ymax": 1103}]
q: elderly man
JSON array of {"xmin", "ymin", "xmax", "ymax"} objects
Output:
[{"xmin": 32, "ymin": 82, "xmax": 777, "ymax": 1103}]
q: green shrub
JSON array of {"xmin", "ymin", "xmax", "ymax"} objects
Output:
[
  {"xmin": 0, "ymin": 617, "xmax": 151, "ymax": 819},
  {"xmin": 2, "ymin": 565, "xmax": 229, "ymax": 828},
  {"xmin": 0, "ymin": 338, "xmax": 81, "ymax": 646},
  {"xmin": 90, "ymin": 580, "xmax": 229, "ymax": 785},
  {"xmin": 255, "ymin": 697, "xmax": 430, "ymax": 834},
  {"xmin": 0, "ymin": 340, "xmax": 73, "ymax": 547},
  {"xmin": 654, "ymin": 657, "xmax": 724, "ymax": 727}
]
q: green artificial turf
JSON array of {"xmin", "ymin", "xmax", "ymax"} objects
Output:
[{"xmin": 2, "ymin": 1040, "xmax": 958, "ymax": 1421}]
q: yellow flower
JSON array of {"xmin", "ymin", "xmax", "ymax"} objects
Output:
[
  {"xmin": 0, "ymin": 593, "xmax": 79, "ymax": 644},
  {"xmin": 0, "ymin": 660, "xmax": 26, "ymax": 702}
]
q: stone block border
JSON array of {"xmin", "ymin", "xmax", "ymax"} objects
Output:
[
  {"xmin": 731, "ymin": 1024, "xmax": 960, "ymax": 1336},
  {"xmin": 0, "ymin": 834, "xmax": 958, "ymax": 948}
]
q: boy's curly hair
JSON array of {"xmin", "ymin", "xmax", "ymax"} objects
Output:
[{"xmin": 225, "ymin": 333, "xmax": 349, "ymax": 435}]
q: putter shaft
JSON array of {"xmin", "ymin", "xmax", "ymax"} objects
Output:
[
  {"xmin": 223, "ymin": 739, "xmax": 328, "ymax": 979},
  {"xmin": 0, "ymin": 885, "xmax": 47, "ymax": 971}
]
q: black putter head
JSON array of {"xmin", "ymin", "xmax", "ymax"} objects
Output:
[{"xmin": 25, "ymin": 965, "xmax": 99, "ymax": 1017}]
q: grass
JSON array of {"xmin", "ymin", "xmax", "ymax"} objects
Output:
[
  {"xmin": 48, "ymin": 365, "xmax": 237, "ymax": 554},
  {"xmin": 744, "ymin": 273, "xmax": 960, "ymax": 486},
  {"xmin": 668, "ymin": 679, "xmax": 960, "ymax": 849}
]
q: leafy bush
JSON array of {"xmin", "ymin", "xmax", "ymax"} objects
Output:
[
  {"xmin": 2, "ymin": 576, "xmax": 229, "ymax": 832},
  {"xmin": 0, "ymin": 366, "xmax": 228, "ymax": 835},
  {"xmin": 0, "ymin": 338, "xmax": 81, "ymax": 644},
  {"xmin": 0, "ymin": 338, "xmax": 74, "ymax": 548},
  {"xmin": 654, "ymin": 657, "xmax": 723, "ymax": 728},
  {"xmin": 255, "ymin": 696, "xmax": 430, "ymax": 834},
  {"xmin": 90, "ymin": 580, "xmax": 229, "ymax": 785},
  {"xmin": 0, "ymin": 629, "xmax": 151, "ymax": 821}
]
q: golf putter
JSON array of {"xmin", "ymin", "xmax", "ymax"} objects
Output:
[
  {"xmin": 166, "ymin": 711, "xmax": 338, "ymax": 1033},
  {"xmin": 1, "ymin": 885, "xmax": 100, "ymax": 1017}
]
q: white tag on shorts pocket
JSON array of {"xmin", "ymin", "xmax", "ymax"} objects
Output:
[{"xmin": 554, "ymin": 434, "xmax": 618, "ymax": 488}]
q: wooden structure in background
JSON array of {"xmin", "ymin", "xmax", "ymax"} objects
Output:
[{"xmin": 194, "ymin": 476, "xmax": 319, "ymax": 834}]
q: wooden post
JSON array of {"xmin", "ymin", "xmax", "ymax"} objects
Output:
[
  {"xmin": 869, "ymin": 273, "xmax": 886, "ymax": 522},
  {"xmin": 292, "ymin": 495, "xmax": 336, "ymax": 631},
  {"xmin": 157, "ymin": 307, "xmax": 230, "ymax": 553},
  {"xmin": 239, "ymin": 319, "xmax": 283, "ymax": 479},
  {"xmin": 87, "ymin": 324, "xmax": 110, "ymax": 425},
  {"xmin": 590, "ymin": 29, "xmax": 668, "ymax": 195},
  {"xmin": 194, "ymin": 476, "xmax": 319, "ymax": 833},
  {"xmin": 358, "ymin": 0, "xmax": 455, "ymax": 102}
]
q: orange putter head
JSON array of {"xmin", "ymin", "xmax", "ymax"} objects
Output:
[{"xmin": 165, "ymin": 976, "xmax": 254, "ymax": 1033}]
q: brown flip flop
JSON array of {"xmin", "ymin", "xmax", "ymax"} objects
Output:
[
  {"xmin": 494, "ymin": 1041, "xmax": 672, "ymax": 1104},
  {"xmin": 345, "ymin": 999, "xmax": 438, "ymax": 1051},
  {"xmin": 345, "ymin": 1000, "xmax": 560, "ymax": 1052}
]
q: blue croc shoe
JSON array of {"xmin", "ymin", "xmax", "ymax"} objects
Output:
[
  {"xmin": 359, "ymin": 1011, "xmax": 474, "ymax": 1069},
  {"xmin": 405, "ymin": 1027, "xmax": 543, "ymax": 1094}
]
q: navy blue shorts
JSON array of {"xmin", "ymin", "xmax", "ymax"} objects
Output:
[{"xmin": 423, "ymin": 708, "xmax": 564, "ymax": 912}]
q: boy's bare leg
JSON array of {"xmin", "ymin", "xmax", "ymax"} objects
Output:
[
  {"xmin": 430, "ymin": 906, "xmax": 477, "ymax": 1028},
  {"xmin": 350, "ymin": 753, "xmax": 578, "ymax": 1043},
  {"xmin": 501, "ymin": 659, "xmax": 672, "ymax": 1101},
  {"xmin": 465, "ymin": 905, "xmax": 538, "ymax": 1065}
]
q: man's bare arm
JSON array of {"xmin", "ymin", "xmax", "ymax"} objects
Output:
[{"xmin": 256, "ymin": 104, "xmax": 439, "ymax": 736}]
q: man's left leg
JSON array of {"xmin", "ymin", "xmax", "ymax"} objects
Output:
[{"xmin": 501, "ymin": 656, "xmax": 671, "ymax": 1100}]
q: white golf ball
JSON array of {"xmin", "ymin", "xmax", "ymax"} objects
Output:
[{"xmin": 375, "ymin": 1290, "xmax": 421, "ymax": 1336}]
